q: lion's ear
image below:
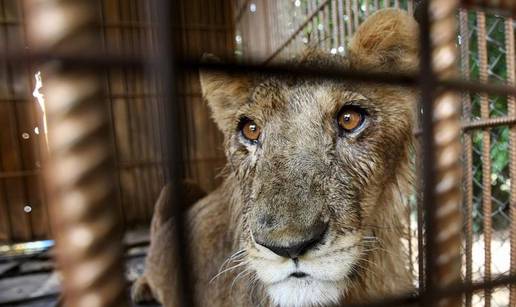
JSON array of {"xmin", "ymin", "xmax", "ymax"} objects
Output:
[
  {"xmin": 199, "ymin": 54, "xmax": 251, "ymax": 134},
  {"xmin": 348, "ymin": 9, "xmax": 418, "ymax": 72}
]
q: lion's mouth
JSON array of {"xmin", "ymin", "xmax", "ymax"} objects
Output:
[{"xmin": 289, "ymin": 272, "xmax": 308, "ymax": 278}]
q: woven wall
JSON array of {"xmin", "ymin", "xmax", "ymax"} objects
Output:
[{"xmin": 0, "ymin": 0, "xmax": 233, "ymax": 243}]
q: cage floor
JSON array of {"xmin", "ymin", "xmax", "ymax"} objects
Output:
[{"xmin": 0, "ymin": 229, "xmax": 159, "ymax": 307}]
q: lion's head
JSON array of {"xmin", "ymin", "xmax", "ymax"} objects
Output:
[{"xmin": 200, "ymin": 9, "xmax": 418, "ymax": 307}]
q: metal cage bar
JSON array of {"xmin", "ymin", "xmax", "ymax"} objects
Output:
[
  {"xmin": 459, "ymin": 8, "xmax": 474, "ymax": 307},
  {"xmin": 506, "ymin": 13, "xmax": 516, "ymax": 307},
  {"xmin": 477, "ymin": 10, "xmax": 493, "ymax": 307},
  {"xmin": 23, "ymin": 0, "xmax": 127, "ymax": 306},
  {"xmin": 419, "ymin": 0, "xmax": 463, "ymax": 306}
]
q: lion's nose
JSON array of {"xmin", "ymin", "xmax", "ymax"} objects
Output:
[{"xmin": 256, "ymin": 222, "xmax": 327, "ymax": 259}]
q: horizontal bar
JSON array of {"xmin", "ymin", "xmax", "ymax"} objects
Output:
[
  {"xmin": 190, "ymin": 60, "xmax": 516, "ymax": 96},
  {"xmin": 414, "ymin": 115, "xmax": 516, "ymax": 136},
  {"xmin": 462, "ymin": 115, "xmax": 516, "ymax": 131},
  {"xmin": 3, "ymin": 52, "xmax": 516, "ymax": 96},
  {"xmin": 461, "ymin": 0, "xmax": 516, "ymax": 17},
  {"xmin": 0, "ymin": 51, "xmax": 148, "ymax": 68}
]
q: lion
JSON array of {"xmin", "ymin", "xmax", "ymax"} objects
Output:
[{"xmin": 131, "ymin": 9, "xmax": 419, "ymax": 307}]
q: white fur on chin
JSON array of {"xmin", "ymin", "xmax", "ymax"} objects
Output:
[
  {"xmin": 249, "ymin": 235, "xmax": 362, "ymax": 307},
  {"xmin": 268, "ymin": 278, "xmax": 342, "ymax": 307}
]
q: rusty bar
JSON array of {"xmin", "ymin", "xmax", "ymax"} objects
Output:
[
  {"xmin": 429, "ymin": 0, "xmax": 463, "ymax": 302},
  {"xmin": 477, "ymin": 11, "xmax": 492, "ymax": 307},
  {"xmin": 420, "ymin": 0, "xmax": 463, "ymax": 306},
  {"xmin": 462, "ymin": 116, "xmax": 516, "ymax": 131},
  {"xmin": 410, "ymin": 116, "xmax": 516, "ymax": 137},
  {"xmin": 507, "ymin": 15, "xmax": 516, "ymax": 306},
  {"xmin": 461, "ymin": 0, "xmax": 516, "ymax": 17},
  {"xmin": 459, "ymin": 9, "xmax": 473, "ymax": 307},
  {"xmin": 23, "ymin": 0, "xmax": 127, "ymax": 306}
]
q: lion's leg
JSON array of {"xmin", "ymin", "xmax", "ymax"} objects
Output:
[{"xmin": 131, "ymin": 275, "xmax": 156, "ymax": 303}]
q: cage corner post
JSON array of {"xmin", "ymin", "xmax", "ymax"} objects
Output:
[{"xmin": 22, "ymin": 0, "xmax": 128, "ymax": 306}]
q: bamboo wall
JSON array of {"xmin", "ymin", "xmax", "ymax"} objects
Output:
[{"xmin": 0, "ymin": 0, "xmax": 233, "ymax": 243}]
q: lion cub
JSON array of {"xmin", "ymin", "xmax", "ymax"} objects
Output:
[{"xmin": 133, "ymin": 9, "xmax": 418, "ymax": 307}]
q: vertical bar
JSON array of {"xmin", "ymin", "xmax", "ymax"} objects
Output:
[
  {"xmin": 352, "ymin": 0, "xmax": 359, "ymax": 30},
  {"xmin": 331, "ymin": 0, "xmax": 337, "ymax": 51},
  {"xmin": 337, "ymin": 0, "xmax": 346, "ymax": 52},
  {"xmin": 262, "ymin": 0, "xmax": 271, "ymax": 56},
  {"xmin": 506, "ymin": 16, "xmax": 516, "ymax": 307},
  {"xmin": 318, "ymin": 8, "xmax": 324, "ymax": 45},
  {"xmin": 394, "ymin": 0, "xmax": 400, "ymax": 9},
  {"xmin": 155, "ymin": 0, "xmax": 195, "ymax": 305},
  {"xmin": 459, "ymin": 8, "xmax": 473, "ymax": 307},
  {"xmin": 374, "ymin": 0, "xmax": 379, "ymax": 10},
  {"xmin": 419, "ymin": 1, "xmax": 434, "ymax": 301},
  {"xmin": 98, "ymin": 0, "xmax": 127, "ymax": 231},
  {"xmin": 345, "ymin": 0, "xmax": 353, "ymax": 36},
  {"xmin": 24, "ymin": 0, "xmax": 127, "ymax": 306},
  {"xmin": 324, "ymin": 1, "xmax": 331, "ymax": 50},
  {"xmin": 408, "ymin": 0, "xmax": 414, "ymax": 15},
  {"xmin": 421, "ymin": 1, "xmax": 463, "ymax": 306},
  {"xmin": 477, "ymin": 11, "xmax": 492, "ymax": 307},
  {"xmin": 364, "ymin": 0, "xmax": 369, "ymax": 17},
  {"xmin": 417, "ymin": 149, "xmax": 425, "ymax": 292}
]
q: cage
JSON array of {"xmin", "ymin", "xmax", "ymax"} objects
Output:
[{"xmin": 0, "ymin": 0, "xmax": 516, "ymax": 306}]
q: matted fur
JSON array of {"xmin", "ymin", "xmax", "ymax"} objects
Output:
[{"xmin": 132, "ymin": 9, "xmax": 419, "ymax": 307}]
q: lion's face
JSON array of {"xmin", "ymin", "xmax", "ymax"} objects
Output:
[
  {"xmin": 232, "ymin": 77, "xmax": 414, "ymax": 306},
  {"xmin": 200, "ymin": 9, "xmax": 418, "ymax": 307}
]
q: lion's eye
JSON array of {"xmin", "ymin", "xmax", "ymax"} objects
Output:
[
  {"xmin": 337, "ymin": 106, "xmax": 365, "ymax": 132},
  {"xmin": 240, "ymin": 118, "xmax": 261, "ymax": 141}
]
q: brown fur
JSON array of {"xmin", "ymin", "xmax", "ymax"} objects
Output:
[{"xmin": 132, "ymin": 9, "xmax": 419, "ymax": 307}]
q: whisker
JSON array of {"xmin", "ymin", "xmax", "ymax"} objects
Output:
[
  {"xmin": 230, "ymin": 268, "xmax": 254, "ymax": 294},
  {"xmin": 210, "ymin": 260, "xmax": 250, "ymax": 283},
  {"xmin": 214, "ymin": 249, "xmax": 247, "ymax": 276}
]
